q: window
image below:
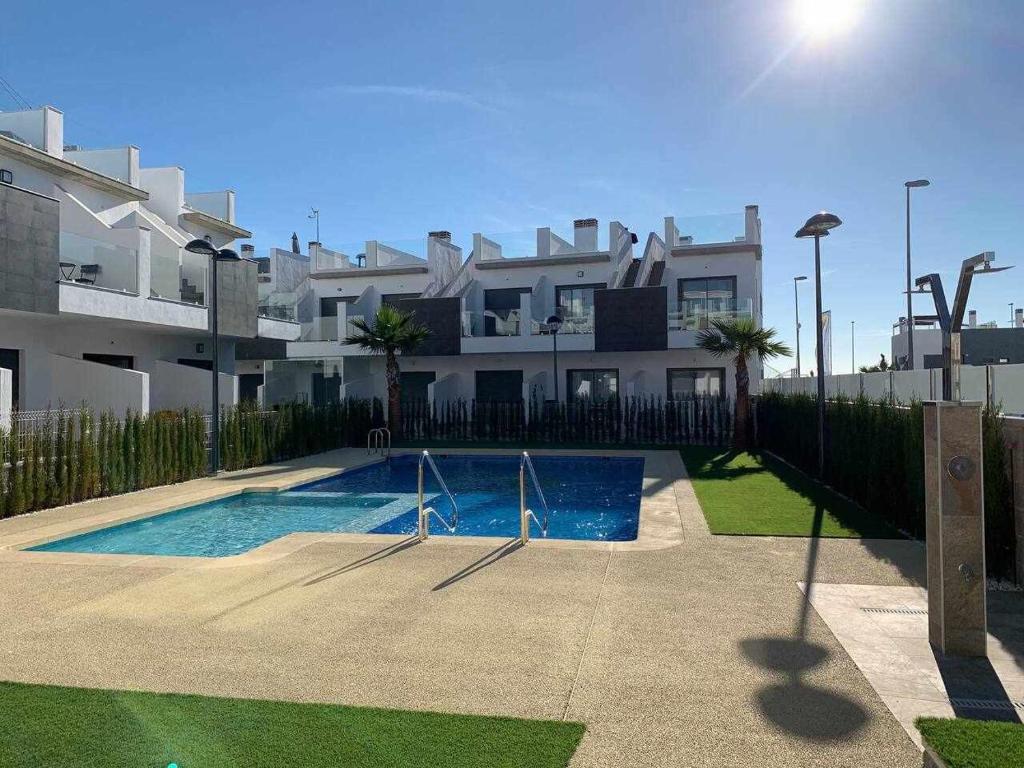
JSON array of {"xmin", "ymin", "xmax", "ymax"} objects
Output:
[
  {"xmin": 567, "ymin": 369, "xmax": 618, "ymax": 402},
  {"xmin": 0, "ymin": 348, "xmax": 20, "ymax": 409},
  {"xmin": 667, "ymin": 368, "xmax": 724, "ymax": 398},
  {"xmin": 555, "ymin": 284, "xmax": 603, "ymax": 333},
  {"xmin": 483, "ymin": 288, "xmax": 529, "ymax": 337},
  {"xmin": 319, "ymin": 296, "xmax": 357, "ymax": 317},
  {"xmin": 83, "ymin": 353, "xmax": 135, "ymax": 370},
  {"xmin": 399, "ymin": 371, "xmax": 436, "ymax": 403},
  {"xmin": 678, "ymin": 276, "xmax": 736, "ymax": 330},
  {"xmin": 475, "ymin": 370, "xmax": 523, "ymax": 402}
]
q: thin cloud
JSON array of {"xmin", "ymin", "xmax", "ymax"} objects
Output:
[{"xmin": 322, "ymin": 84, "xmax": 504, "ymax": 114}]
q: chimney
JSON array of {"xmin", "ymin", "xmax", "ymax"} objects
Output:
[
  {"xmin": 968, "ymin": 310, "xmax": 977, "ymax": 328},
  {"xmin": 574, "ymin": 218, "xmax": 598, "ymax": 252},
  {"xmin": 240, "ymin": 244, "xmax": 255, "ymax": 255},
  {"xmin": 1016, "ymin": 308, "xmax": 1023, "ymax": 328},
  {"xmin": 428, "ymin": 230, "xmax": 452, "ymax": 242},
  {"xmin": 308, "ymin": 240, "xmax": 320, "ymax": 253}
]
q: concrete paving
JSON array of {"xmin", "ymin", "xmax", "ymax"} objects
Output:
[
  {"xmin": 0, "ymin": 447, "xmax": 927, "ymax": 766},
  {"xmin": 803, "ymin": 582, "xmax": 1024, "ymax": 747}
]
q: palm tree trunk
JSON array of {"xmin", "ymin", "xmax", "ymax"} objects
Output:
[
  {"xmin": 385, "ymin": 350, "xmax": 401, "ymax": 437},
  {"xmin": 734, "ymin": 354, "xmax": 750, "ymax": 451}
]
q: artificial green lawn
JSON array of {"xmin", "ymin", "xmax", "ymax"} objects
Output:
[
  {"xmin": 0, "ymin": 681, "xmax": 584, "ymax": 768},
  {"xmin": 917, "ymin": 717, "xmax": 1024, "ymax": 768},
  {"xmin": 679, "ymin": 446, "xmax": 900, "ymax": 538}
]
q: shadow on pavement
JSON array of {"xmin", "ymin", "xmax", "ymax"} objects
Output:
[
  {"xmin": 304, "ymin": 536, "xmax": 421, "ymax": 585},
  {"xmin": 740, "ymin": 500, "xmax": 870, "ymax": 742},
  {"xmin": 433, "ymin": 539, "xmax": 523, "ymax": 591}
]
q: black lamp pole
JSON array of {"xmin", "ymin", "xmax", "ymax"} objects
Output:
[
  {"xmin": 796, "ymin": 212, "xmax": 842, "ymax": 478},
  {"xmin": 185, "ymin": 238, "xmax": 241, "ymax": 474}
]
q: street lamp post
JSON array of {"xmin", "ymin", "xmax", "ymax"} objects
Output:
[
  {"xmin": 796, "ymin": 212, "xmax": 843, "ymax": 478},
  {"xmin": 793, "ymin": 275, "xmax": 808, "ymax": 376},
  {"xmin": 851, "ymin": 320, "xmax": 855, "ymax": 374},
  {"xmin": 184, "ymin": 238, "xmax": 241, "ymax": 474},
  {"xmin": 309, "ymin": 207, "xmax": 320, "ymax": 243},
  {"xmin": 904, "ymin": 180, "xmax": 930, "ymax": 370},
  {"xmin": 546, "ymin": 315, "xmax": 563, "ymax": 402}
]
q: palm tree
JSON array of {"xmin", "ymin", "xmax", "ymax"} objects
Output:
[
  {"xmin": 345, "ymin": 304, "xmax": 430, "ymax": 436},
  {"xmin": 697, "ymin": 317, "xmax": 791, "ymax": 451}
]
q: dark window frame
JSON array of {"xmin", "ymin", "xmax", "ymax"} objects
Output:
[
  {"xmin": 666, "ymin": 367, "xmax": 727, "ymax": 399},
  {"xmin": 565, "ymin": 367, "xmax": 620, "ymax": 403}
]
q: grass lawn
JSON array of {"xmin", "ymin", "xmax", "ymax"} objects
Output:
[
  {"xmin": 679, "ymin": 445, "xmax": 900, "ymax": 538},
  {"xmin": 917, "ymin": 717, "xmax": 1024, "ymax": 768},
  {"xmin": 0, "ymin": 681, "xmax": 584, "ymax": 768}
]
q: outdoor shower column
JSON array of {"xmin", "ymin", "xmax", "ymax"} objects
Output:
[{"xmin": 923, "ymin": 401, "xmax": 987, "ymax": 657}]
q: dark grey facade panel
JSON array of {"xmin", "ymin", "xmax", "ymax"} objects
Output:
[
  {"xmin": 594, "ymin": 286, "xmax": 668, "ymax": 352},
  {"xmin": 0, "ymin": 184, "xmax": 59, "ymax": 315},
  {"xmin": 216, "ymin": 258, "xmax": 258, "ymax": 338},
  {"xmin": 396, "ymin": 296, "xmax": 461, "ymax": 356},
  {"xmin": 962, "ymin": 328, "xmax": 1024, "ymax": 365},
  {"xmin": 235, "ymin": 337, "xmax": 288, "ymax": 360}
]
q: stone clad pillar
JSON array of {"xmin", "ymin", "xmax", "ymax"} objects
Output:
[{"xmin": 924, "ymin": 401, "xmax": 987, "ymax": 657}]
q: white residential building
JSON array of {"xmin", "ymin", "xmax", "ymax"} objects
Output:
[
  {"xmin": 0, "ymin": 105, "xmax": 299, "ymax": 420},
  {"xmin": 267, "ymin": 208, "xmax": 764, "ymax": 407}
]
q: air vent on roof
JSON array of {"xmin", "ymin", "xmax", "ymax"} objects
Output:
[
  {"xmin": 63, "ymin": 144, "xmax": 83, "ymax": 151},
  {"xmin": 574, "ymin": 218, "xmax": 597, "ymax": 228},
  {"xmin": 429, "ymin": 231, "xmax": 452, "ymax": 241},
  {"xmin": 240, "ymin": 244, "xmax": 255, "ymax": 253}
]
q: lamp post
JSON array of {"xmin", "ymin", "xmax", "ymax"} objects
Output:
[
  {"xmin": 904, "ymin": 180, "xmax": 930, "ymax": 370},
  {"xmin": 795, "ymin": 211, "xmax": 843, "ymax": 478},
  {"xmin": 1011, "ymin": 302, "xmax": 1016, "ymax": 328},
  {"xmin": 546, "ymin": 315, "xmax": 563, "ymax": 402},
  {"xmin": 851, "ymin": 320, "xmax": 855, "ymax": 373},
  {"xmin": 184, "ymin": 238, "xmax": 241, "ymax": 474},
  {"xmin": 793, "ymin": 275, "xmax": 808, "ymax": 376}
]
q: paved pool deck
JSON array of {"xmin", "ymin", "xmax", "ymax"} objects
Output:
[{"xmin": 0, "ymin": 447, "xmax": 928, "ymax": 766}]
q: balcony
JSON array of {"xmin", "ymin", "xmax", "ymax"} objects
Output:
[
  {"xmin": 58, "ymin": 232, "xmax": 138, "ymax": 294},
  {"xmin": 669, "ymin": 298, "xmax": 753, "ymax": 331},
  {"xmin": 150, "ymin": 248, "xmax": 208, "ymax": 306}
]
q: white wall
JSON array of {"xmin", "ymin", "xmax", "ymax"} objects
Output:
[
  {"xmin": 0, "ymin": 368, "xmax": 11, "ymax": 430},
  {"xmin": 150, "ymin": 361, "xmax": 237, "ymax": 413},
  {"xmin": 49, "ymin": 354, "xmax": 149, "ymax": 418}
]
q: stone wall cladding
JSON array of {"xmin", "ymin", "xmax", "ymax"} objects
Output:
[{"xmin": 0, "ymin": 184, "xmax": 59, "ymax": 315}]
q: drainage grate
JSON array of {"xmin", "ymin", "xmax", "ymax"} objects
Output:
[
  {"xmin": 947, "ymin": 697, "xmax": 1024, "ymax": 712},
  {"xmin": 860, "ymin": 607, "xmax": 928, "ymax": 616}
]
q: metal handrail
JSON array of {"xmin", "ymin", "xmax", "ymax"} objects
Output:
[
  {"xmin": 519, "ymin": 451, "xmax": 550, "ymax": 543},
  {"xmin": 418, "ymin": 450, "xmax": 459, "ymax": 540},
  {"xmin": 367, "ymin": 427, "xmax": 391, "ymax": 457}
]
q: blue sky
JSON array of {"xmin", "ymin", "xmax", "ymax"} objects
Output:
[{"xmin": 2, "ymin": 0, "xmax": 1021, "ymax": 372}]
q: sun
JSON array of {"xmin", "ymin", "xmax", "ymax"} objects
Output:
[{"xmin": 792, "ymin": 0, "xmax": 863, "ymax": 40}]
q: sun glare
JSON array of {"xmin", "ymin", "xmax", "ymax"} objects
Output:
[{"xmin": 793, "ymin": 0, "xmax": 863, "ymax": 40}]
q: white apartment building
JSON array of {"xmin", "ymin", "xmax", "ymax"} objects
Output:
[
  {"xmin": 0, "ymin": 105, "xmax": 299, "ymax": 421},
  {"xmin": 267, "ymin": 208, "xmax": 763, "ymax": 407}
]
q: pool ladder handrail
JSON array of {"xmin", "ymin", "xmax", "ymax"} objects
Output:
[
  {"xmin": 367, "ymin": 427, "xmax": 391, "ymax": 458},
  {"xmin": 417, "ymin": 450, "xmax": 459, "ymax": 540},
  {"xmin": 519, "ymin": 451, "xmax": 550, "ymax": 544}
]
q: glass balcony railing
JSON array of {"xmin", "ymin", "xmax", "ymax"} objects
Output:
[
  {"xmin": 669, "ymin": 297, "xmax": 754, "ymax": 331},
  {"xmin": 150, "ymin": 248, "xmax": 208, "ymax": 305},
  {"xmin": 534, "ymin": 310, "xmax": 594, "ymax": 335},
  {"xmin": 258, "ymin": 303, "xmax": 297, "ymax": 322},
  {"xmin": 58, "ymin": 232, "xmax": 139, "ymax": 294}
]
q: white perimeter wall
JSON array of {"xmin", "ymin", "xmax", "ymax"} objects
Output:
[
  {"xmin": 150, "ymin": 361, "xmax": 238, "ymax": 413},
  {"xmin": 49, "ymin": 354, "xmax": 149, "ymax": 418},
  {"xmin": 0, "ymin": 367, "xmax": 11, "ymax": 429}
]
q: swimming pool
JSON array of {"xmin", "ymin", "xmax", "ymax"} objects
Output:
[{"xmin": 30, "ymin": 454, "xmax": 644, "ymax": 557}]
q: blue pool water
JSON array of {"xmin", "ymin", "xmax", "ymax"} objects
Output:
[{"xmin": 30, "ymin": 454, "xmax": 644, "ymax": 557}]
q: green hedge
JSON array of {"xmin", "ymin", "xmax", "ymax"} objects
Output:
[
  {"xmin": 756, "ymin": 392, "xmax": 1017, "ymax": 579},
  {"xmin": 0, "ymin": 409, "xmax": 207, "ymax": 518},
  {"xmin": 0, "ymin": 400, "xmax": 377, "ymax": 518}
]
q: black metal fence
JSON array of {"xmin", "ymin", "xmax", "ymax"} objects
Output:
[{"xmin": 398, "ymin": 395, "xmax": 733, "ymax": 446}]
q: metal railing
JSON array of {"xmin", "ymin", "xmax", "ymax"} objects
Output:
[
  {"xmin": 367, "ymin": 427, "xmax": 391, "ymax": 458},
  {"xmin": 417, "ymin": 450, "xmax": 459, "ymax": 540},
  {"xmin": 519, "ymin": 451, "xmax": 549, "ymax": 543}
]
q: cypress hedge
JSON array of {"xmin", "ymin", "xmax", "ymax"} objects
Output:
[{"xmin": 756, "ymin": 391, "xmax": 1017, "ymax": 580}]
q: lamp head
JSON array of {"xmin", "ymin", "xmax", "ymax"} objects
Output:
[
  {"xmin": 794, "ymin": 275, "xmax": 808, "ymax": 281},
  {"xmin": 545, "ymin": 315, "xmax": 563, "ymax": 333},
  {"xmin": 799, "ymin": 211, "xmax": 842, "ymax": 236},
  {"xmin": 795, "ymin": 225, "xmax": 830, "ymax": 239},
  {"xmin": 216, "ymin": 248, "xmax": 241, "ymax": 261},
  {"xmin": 184, "ymin": 238, "xmax": 219, "ymax": 257},
  {"xmin": 905, "ymin": 179, "xmax": 930, "ymax": 188}
]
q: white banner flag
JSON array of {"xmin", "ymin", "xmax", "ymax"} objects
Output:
[{"xmin": 819, "ymin": 310, "xmax": 832, "ymax": 376}]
